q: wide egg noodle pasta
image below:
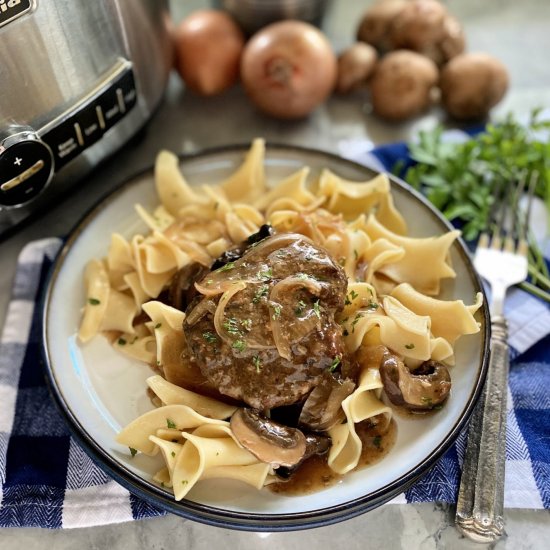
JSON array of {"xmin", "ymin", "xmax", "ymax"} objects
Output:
[
  {"xmin": 391, "ymin": 283, "xmax": 483, "ymax": 345},
  {"xmin": 221, "ymin": 138, "xmax": 266, "ymax": 203},
  {"xmin": 328, "ymin": 368, "xmax": 392, "ymax": 474},
  {"xmin": 98, "ymin": 288, "xmax": 138, "ymax": 335},
  {"xmin": 147, "ymin": 375, "xmax": 237, "ymax": 420},
  {"xmin": 116, "ymin": 404, "xmax": 228, "ymax": 455},
  {"xmin": 253, "ymin": 167, "xmax": 315, "ymax": 211},
  {"xmin": 78, "ymin": 259, "xmax": 110, "ymax": 343},
  {"xmin": 341, "ymin": 283, "xmax": 454, "ymax": 363},
  {"xmin": 318, "ymin": 170, "xmax": 407, "ymax": 235},
  {"xmin": 364, "ymin": 214, "xmax": 460, "ymax": 295},
  {"xmin": 170, "ymin": 424, "xmax": 262, "ymax": 501},
  {"xmin": 155, "ymin": 150, "xmax": 210, "ymax": 215}
]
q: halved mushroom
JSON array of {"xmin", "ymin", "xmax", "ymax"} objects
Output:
[
  {"xmin": 274, "ymin": 433, "xmax": 332, "ymax": 479},
  {"xmin": 379, "ymin": 354, "xmax": 451, "ymax": 410},
  {"xmin": 230, "ymin": 408, "xmax": 307, "ymax": 467},
  {"xmin": 298, "ymin": 373, "xmax": 356, "ymax": 431}
]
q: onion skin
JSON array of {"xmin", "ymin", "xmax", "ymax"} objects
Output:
[
  {"xmin": 240, "ymin": 21, "xmax": 337, "ymax": 119},
  {"xmin": 175, "ymin": 10, "xmax": 245, "ymax": 96}
]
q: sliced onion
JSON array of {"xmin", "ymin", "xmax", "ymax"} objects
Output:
[
  {"xmin": 213, "ymin": 281, "xmax": 247, "ymax": 345},
  {"xmin": 185, "ymin": 298, "xmax": 217, "ymax": 326}
]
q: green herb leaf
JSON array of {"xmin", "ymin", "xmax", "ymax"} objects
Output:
[
  {"xmin": 272, "ymin": 305, "xmax": 282, "ymax": 320},
  {"xmin": 217, "ymin": 262, "xmax": 235, "ymax": 272},
  {"xmin": 295, "ymin": 300, "xmax": 307, "ymax": 317},
  {"xmin": 252, "ymin": 284, "xmax": 269, "ymax": 303},
  {"xmin": 166, "ymin": 419, "xmax": 176, "ymax": 429},
  {"xmin": 405, "ymin": 343, "xmax": 415, "ymax": 350},
  {"xmin": 154, "ymin": 323, "xmax": 162, "ymax": 329},
  {"xmin": 313, "ymin": 300, "xmax": 321, "ymax": 318},
  {"xmin": 88, "ymin": 298, "xmax": 100, "ymax": 306},
  {"xmin": 232, "ymin": 339, "xmax": 246, "ymax": 352},
  {"xmin": 129, "ymin": 447, "xmax": 137, "ymax": 457},
  {"xmin": 329, "ymin": 356, "xmax": 341, "ymax": 372},
  {"xmin": 202, "ymin": 331, "xmax": 218, "ymax": 344},
  {"xmin": 117, "ymin": 338, "xmax": 126, "ymax": 346},
  {"xmin": 253, "ymin": 355, "xmax": 262, "ymax": 373},
  {"xmin": 223, "ymin": 318, "xmax": 241, "ymax": 335},
  {"xmin": 257, "ymin": 268, "xmax": 273, "ymax": 280}
]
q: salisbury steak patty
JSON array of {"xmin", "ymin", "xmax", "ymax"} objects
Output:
[{"xmin": 183, "ymin": 233, "xmax": 348, "ymax": 409}]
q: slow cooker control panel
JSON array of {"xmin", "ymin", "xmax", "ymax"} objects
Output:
[
  {"xmin": 40, "ymin": 65, "xmax": 137, "ymax": 171},
  {"xmin": 0, "ymin": 61, "xmax": 137, "ymax": 209},
  {"xmin": 0, "ymin": 130, "xmax": 54, "ymax": 206}
]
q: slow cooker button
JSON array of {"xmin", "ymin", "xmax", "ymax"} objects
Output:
[
  {"xmin": 0, "ymin": 138, "xmax": 54, "ymax": 207},
  {"xmin": 41, "ymin": 117, "xmax": 82, "ymax": 170},
  {"xmin": 76, "ymin": 103, "xmax": 104, "ymax": 147}
]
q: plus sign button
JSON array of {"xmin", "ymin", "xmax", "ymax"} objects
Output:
[{"xmin": 0, "ymin": 139, "xmax": 54, "ymax": 206}]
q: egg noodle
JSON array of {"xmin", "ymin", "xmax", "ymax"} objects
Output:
[{"xmin": 78, "ymin": 139, "xmax": 482, "ymax": 500}]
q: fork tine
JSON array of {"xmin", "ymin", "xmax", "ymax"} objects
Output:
[{"xmin": 517, "ymin": 171, "xmax": 538, "ymax": 257}]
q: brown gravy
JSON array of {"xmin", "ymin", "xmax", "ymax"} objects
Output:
[{"xmin": 269, "ymin": 419, "xmax": 397, "ymax": 496}]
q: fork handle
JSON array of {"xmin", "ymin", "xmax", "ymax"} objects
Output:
[{"xmin": 455, "ymin": 315, "xmax": 509, "ymax": 543}]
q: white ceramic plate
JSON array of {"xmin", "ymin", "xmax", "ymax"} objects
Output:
[{"xmin": 42, "ymin": 144, "xmax": 489, "ymax": 530}]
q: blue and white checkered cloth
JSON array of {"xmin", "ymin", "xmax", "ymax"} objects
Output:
[{"xmin": 0, "ymin": 142, "xmax": 549, "ymax": 528}]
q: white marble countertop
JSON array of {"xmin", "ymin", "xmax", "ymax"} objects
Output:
[{"xmin": 1, "ymin": 1, "xmax": 549, "ymax": 547}]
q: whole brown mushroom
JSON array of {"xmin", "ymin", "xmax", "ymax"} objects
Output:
[
  {"xmin": 370, "ymin": 50, "xmax": 439, "ymax": 121},
  {"xmin": 388, "ymin": 0, "xmax": 447, "ymax": 52},
  {"xmin": 440, "ymin": 53, "xmax": 509, "ymax": 120},
  {"xmin": 336, "ymin": 42, "xmax": 378, "ymax": 94},
  {"xmin": 357, "ymin": 0, "xmax": 409, "ymax": 51}
]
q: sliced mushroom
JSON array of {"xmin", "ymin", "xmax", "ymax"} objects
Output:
[
  {"xmin": 298, "ymin": 373, "xmax": 356, "ymax": 431},
  {"xmin": 167, "ymin": 262, "xmax": 210, "ymax": 311},
  {"xmin": 275, "ymin": 433, "xmax": 332, "ymax": 479},
  {"xmin": 379, "ymin": 354, "xmax": 451, "ymax": 410},
  {"xmin": 230, "ymin": 408, "xmax": 307, "ymax": 467}
]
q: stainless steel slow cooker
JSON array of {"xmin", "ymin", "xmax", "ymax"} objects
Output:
[{"xmin": 0, "ymin": 0, "xmax": 173, "ymax": 235}]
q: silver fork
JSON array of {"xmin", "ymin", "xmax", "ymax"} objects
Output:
[{"xmin": 455, "ymin": 175, "xmax": 536, "ymax": 543}]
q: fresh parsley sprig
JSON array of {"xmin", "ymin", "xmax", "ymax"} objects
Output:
[{"xmin": 402, "ymin": 109, "xmax": 550, "ymax": 302}]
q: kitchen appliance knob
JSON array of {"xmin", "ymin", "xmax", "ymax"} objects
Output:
[{"xmin": 0, "ymin": 127, "xmax": 54, "ymax": 207}]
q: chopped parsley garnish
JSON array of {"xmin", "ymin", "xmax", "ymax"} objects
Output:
[
  {"xmin": 313, "ymin": 300, "xmax": 321, "ymax": 318},
  {"xmin": 217, "ymin": 262, "xmax": 235, "ymax": 272},
  {"xmin": 367, "ymin": 301, "xmax": 379, "ymax": 310},
  {"xmin": 421, "ymin": 396, "xmax": 433, "ymax": 405},
  {"xmin": 297, "ymin": 273, "xmax": 309, "ymax": 280},
  {"xmin": 232, "ymin": 339, "xmax": 246, "ymax": 352},
  {"xmin": 345, "ymin": 290, "xmax": 359, "ymax": 306},
  {"xmin": 354, "ymin": 249, "xmax": 359, "ymax": 260},
  {"xmin": 129, "ymin": 447, "xmax": 137, "ymax": 457},
  {"xmin": 154, "ymin": 323, "xmax": 162, "ymax": 329},
  {"xmin": 223, "ymin": 318, "xmax": 241, "ymax": 335},
  {"xmin": 351, "ymin": 314, "xmax": 362, "ymax": 333},
  {"xmin": 88, "ymin": 298, "xmax": 100, "ymax": 306},
  {"xmin": 329, "ymin": 356, "xmax": 341, "ymax": 372},
  {"xmin": 252, "ymin": 284, "xmax": 269, "ymax": 303},
  {"xmin": 241, "ymin": 318, "xmax": 252, "ymax": 330},
  {"xmin": 295, "ymin": 300, "xmax": 307, "ymax": 317},
  {"xmin": 166, "ymin": 419, "xmax": 176, "ymax": 429},
  {"xmin": 181, "ymin": 480, "xmax": 188, "ymax": 485},
  {"xmin": 253, "ymin": 355, "xmax": 262, "ymax": 373},
  {"xmin": 117, "ymin": 338, "xmax": 126, "ymax": 346},
  {"xmin": 405, "ymin": 343, "xmax": 415, "ymax": 350},
  {"xmin": 202, "ymin": 331, "xmax": 218, "ymax": 344},
  {"xmin": 272, "ymin": 305, "xmax": 282, "ymax": 320},
  {"xmin": 171, "ymin": 451, "xmax": 176, "ymax": 458},
  {"xmin": 257, "ymin": 268, "xmax": 273, "ymax": 280},
  {"xmin": 373, "ymin": 436, "xmax": 382, "ymax": 448},
  {"xmin": 206, "ymin": 279, "xmax": 213, "ymax": 285}
]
